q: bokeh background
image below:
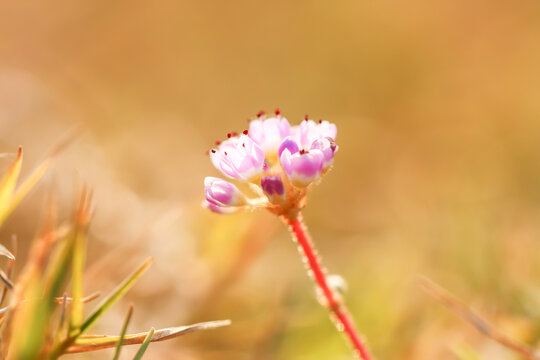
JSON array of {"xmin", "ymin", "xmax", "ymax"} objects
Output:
[{"xmin": 2, "ymin": 0, "xmax": 540, "ymax": 359}]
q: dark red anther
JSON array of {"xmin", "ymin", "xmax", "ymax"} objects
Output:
[
  {"xmin": 275, "ymin": 108, "xmax": 281, "ymax": 115},
  {"xmin": 243, "ymin": 129, "xmax": 248, "ymax": 135},
  {"xmin": 227, "ymin": 133, "xmax": 232, "ymax": 138},
  {"xmin": 300, "ymin": 149, "xmax": 306, "ymax": 155},
  {"xmin": 318, "ymin": 119, "xmax": 322, "ymax": 124},
  {"xmin": 257, "ymin": 110, "xmax": 265, "ymax": 118},
  {"xmin": 224, "ymin": 151, "xmax": 228, "ymax": 156},
  {"xmin": 242, "ymin": 143, "xmax": 245, "ymax": 147},
  {"xmin": 304, "ymin": 114, "xmax": 309, "ymax": 121},
  {"xmin": 211, "ymin": 149, "xmax": 216, "ymax": 153}
]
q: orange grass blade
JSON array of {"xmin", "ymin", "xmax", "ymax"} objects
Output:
[{"xmin": 54, "ymin": 292, "xmax": 101, "ymax": 305}]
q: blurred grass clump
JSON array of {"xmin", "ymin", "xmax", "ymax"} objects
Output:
[{"xmin": 0, "ymin": 147, "xmax": 229, "ymax": 359}]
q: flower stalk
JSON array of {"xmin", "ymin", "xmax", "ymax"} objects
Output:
[{"xmin": 284, "ymin": 213, "xmax": 372, "ymax": 360}]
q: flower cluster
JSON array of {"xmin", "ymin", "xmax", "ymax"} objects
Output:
[{"xmin": 203, "ymin": 110, "xmax": 337, "ymax": 218}]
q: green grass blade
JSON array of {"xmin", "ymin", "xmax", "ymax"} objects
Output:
[
  {"xmin": 7, "ymin": 276, "xmax": 50, "ymax": 360},
  {"xmin": 50, "ymin": 258, "xmax": 152, "ymax": 358},
  {"xmin": 69, "ymin": 187, "xmax": 92, "ymax": 333},
  {"xmin": 112, "ymin": 305, "xmax": 134, "ymax": 360},
  {"xmin": 44, "ymin": 234, "xmax": 75, "ymax": 305},
  {"xmin": 1, "ymin": 130, "xmax": 79, "ymax": 229},
  {"xmin": 79, "ymin": 257, "xmax": 152, "ymax": 336},
  {"xmin": 69, "ymin": 229, "xmax": 86, "ymax": 331},
  {"xmin": 132, "ymin": 328, "xmax": 154, "ymax": 360}
]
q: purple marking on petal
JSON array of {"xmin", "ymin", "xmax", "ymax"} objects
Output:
[
  {"xmin": 278, "ymin": 137, "xmax": 299, "ymax": 158},
  {"xmin": 279, "ymin": 149, "xmax": 293, "ymax": 176}
]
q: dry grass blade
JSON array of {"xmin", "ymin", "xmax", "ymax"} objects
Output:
[
  {"xmin": 54, "ymin": 292, "xmax": 101, "ymax": 305},
  {"xmin": 0, "ymin": 271, "xmax": 14, "ymax": 290},
  {"xmin": 0, "ymin": 236, "xmax": 16, "ymax": 307},
  {"xmin": 66, "ymin": 320, "xmax": 232, "ymax": 353},
  {"xmin": 0, "ymin": 292, "xmax": 100, "ymax": 321},
  {"xmin": 50, "ymin": 293, "xmax": 69, "ymax": 351},
  {"xmin": 419, "ymin": 277, "xmax": 540, "ymax": 360},
  {"xmin": 0, "ymin": 244, "xmax": 15, "ymax": 260},
  {"xmin": 132, "ymin": 327, "xmax": 154, "ymax": 360}
]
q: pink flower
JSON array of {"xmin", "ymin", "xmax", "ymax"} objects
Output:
[
  {"xmin": 292, "ymin": 119, "xmax": 337, "ymax": 149},
  {"xmin": 203, "ymin": 177, "xmax": 247, "ymax": 214},
  {"xmin": 249, "ymin": 113, "xmax": 291, "ymax": 155},
  {"xmin": 280, "ymin": 148, "xmax": 324, "ymax": 188},
  {"xmin": 204, "ymin": 111, "xmax": 338, "ymax": 215},
  {"xmin": 210, "ymin": 134, "xmax": 265, "ymax": 181}
]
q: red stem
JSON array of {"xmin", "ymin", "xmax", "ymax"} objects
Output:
[{"xmin": 285, "ymin": 213, "xmax": 373, "ymax": 360}]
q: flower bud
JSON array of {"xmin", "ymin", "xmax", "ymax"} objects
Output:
[
  {"xmin": 261, "ymin": 176, "xmax": 286, "ymax": 203},
  {"xmin": 204, "ymin": 177, "xmax": 247, "ymax": 213}
]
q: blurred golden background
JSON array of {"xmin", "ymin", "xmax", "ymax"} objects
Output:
[{"xmin": 2, "ymin": 0, "xmax": 540, "ymax": 359}]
